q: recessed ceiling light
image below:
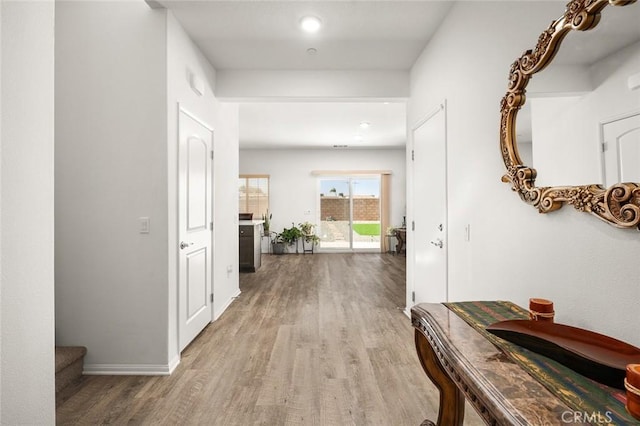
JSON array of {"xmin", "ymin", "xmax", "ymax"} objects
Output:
[
  {"xmin": 300, "ymin": 16, "xmax": 322, "ymax": 33},
  {"xmin": 359, "ymin": 121, "xmax": 370, "ymax": 129}
]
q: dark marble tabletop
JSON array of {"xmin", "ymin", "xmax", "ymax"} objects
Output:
[{"xmin": 412, "ymin": 303, "xmax": 588, "ymax": 425}]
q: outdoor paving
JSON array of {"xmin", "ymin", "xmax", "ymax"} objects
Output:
[{"xmin": 319, "ymin": 220, "xmax": 381, "ymax": 249}]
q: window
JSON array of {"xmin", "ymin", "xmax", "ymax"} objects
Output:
[{"xmin": 238, "ymin": 175, "xmax": 269, "ymax": 218}]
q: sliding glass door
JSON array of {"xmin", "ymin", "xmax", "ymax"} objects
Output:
[
  {"xmin": 318, "ymin": 176, "xmax": 381, "ymax": 251},
  {"xmin": 351, "ymin": 177, "xmax": 381, "ymax": 250}
]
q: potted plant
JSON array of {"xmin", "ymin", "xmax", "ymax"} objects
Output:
[
  {"xmin": 329, "ymin": 187, "xmax": 337, "ymax": 197},
  {"xmin": 279, "ymin": 223, "xmax": 302, "ymax": 253},
  {"xmin": 261, "ymin": 210, "xmax": 272, "ymax": 235},
  {"xmin": 271, "ymin": 232, "xmax": 286, "ymax": 255},
  {"xmin": 299, "ymin": 221, "xmax": 320, "ymax": 253},
  {"xmin": 299, "ymin": 221, "xmax": 316, "ymax": 238}
]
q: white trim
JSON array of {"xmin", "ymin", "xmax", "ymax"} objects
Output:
[
  {"xmin": 168, "ymin": 354, "xmax": 181, "ymax": 374},
  {"xmin": 215, "ymin": 96, "xmax": 409, "ymax": 103},
  {"xmin": 311, "ymin": 170, "xmax": 392, "ymax": 176},
  {"xmin": 599, "ymin": 108, "xmax": 640, "ymax": 126},
  {"xmin": 210, "ymin": 143, "xmax": 216, "ymax": 322},
  {"xmin": 442, "ymin": 100, "xmax": 449, "ymax": 303},
  {"xmin": 178, "ymin": 104, "xmax": 214, "ymax": 132},
  {"xmin": 83, "ymin": 362, "xmax": 176, "ymax": 376},
  {"xmin": 315, "ymin": 174, "xmax": 383, "ymax": 253},
  {"xmin": 411, "ymin": 102, "xmax": 445, "ymax": 133},
  {"xmin": 213, "ymin": 289, "xmax": 241, "ymax": 321}
]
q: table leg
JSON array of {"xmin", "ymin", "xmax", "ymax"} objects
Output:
[
  {"xmin": 415, "ymin": 329, "xmax": 464, "ymax": 426},
  {"xmin": 395, "ymin": 232, "xmax": 403, "ymax": 254}
]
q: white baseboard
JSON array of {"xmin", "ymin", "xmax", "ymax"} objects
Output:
[
  {"xmin": 403, "ymin": 307, "xmax": 411, "ymax": 318},
  {"xmin": 83, "ymin": 362, "xmax": 175, "ymax": 376},
  {"xmin": 168, "ymin": 354, "xmax": 180, "ymax": 374},
  {"xmin": 213, "ymin": 289, "xmax": 241, "ymax": 321}
]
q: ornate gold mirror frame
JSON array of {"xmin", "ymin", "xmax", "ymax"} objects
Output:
[{"xmin": 500, "ymin": 0, "xmax": 640, "ymax": 230}]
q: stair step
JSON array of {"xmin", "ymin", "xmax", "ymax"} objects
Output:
[{"xmin": 55, "ymin": 346, "xmax": 87, "ymax": 407}]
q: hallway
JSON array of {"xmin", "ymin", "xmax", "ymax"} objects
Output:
[{"xmin": 57, "ymin": 254, "xmax": 482, "ymax": 425}]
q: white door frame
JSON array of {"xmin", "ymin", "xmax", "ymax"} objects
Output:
[
  {"xmin": 599, "ymin": 108, "xmax": 640, "ymax": 186},
  {"xmin": 407, "ymin": 100, "xmax": 448, "ymax": 314},
  {"xmin": 177, "ymin": 104, "xmax": 215, "ymax": 353}
]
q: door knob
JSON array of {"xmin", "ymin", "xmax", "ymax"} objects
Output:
[
  {"xmin": 430, "ymin": 239, "xmax": 443, "ymax": 249},
  {"xmin": 180, "ymin": 241, "xmax": 193, "ymax": 250}
]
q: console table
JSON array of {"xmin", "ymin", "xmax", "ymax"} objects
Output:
[
  {"xmin": 395, "ymin": 227, "xmax": 406, "ymax": 254},
  {"xmin": 411, "ymin": 302, "xmax": 637, "ymax": 426}
]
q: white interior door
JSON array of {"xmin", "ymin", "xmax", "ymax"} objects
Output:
[
  {"xmin": 602, "ymin": 113, "xmax": 640, "ymax": 186},
  {"xmin": 178, "ymin": 109, "xmax": 213, "ymax": 352},
  {"xmin": 411, "ymin": 103, "xmax": 447, "ymax": 304}
]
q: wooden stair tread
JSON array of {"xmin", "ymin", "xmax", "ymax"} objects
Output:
[{"xmin": 55, "ymin": 346, "xmax": 87, "ymax": 373}]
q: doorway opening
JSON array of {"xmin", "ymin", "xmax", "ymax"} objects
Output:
[
  {"xmin": 409, "ymin": 101, "xmax": 447, "ymax": 306},
  {"xmin": 318, "ymin": 176, "xmax": 381, "ymax": 251}
]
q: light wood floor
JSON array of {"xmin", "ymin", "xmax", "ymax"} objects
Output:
[{"xmin": 57, "ymin": 253, "xmax": 483, "ymax": 425}]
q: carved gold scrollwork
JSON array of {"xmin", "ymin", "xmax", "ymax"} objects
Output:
[{"xmin": 499, "ymin": 0, "xmax": 640, "ymax": 230}]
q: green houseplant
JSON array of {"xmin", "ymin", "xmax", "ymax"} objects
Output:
[
  {"xmin": 271, "ymin": 231, "xmax": 285, "ymax": 255},
  {"xmin": 272, "ymin": 223, "xmax": 302, "ymax": 254},
  {"xmin": 261, "ymin": 210, "xmax": 272, "ymax": 235},
  {"xmin": 280, "ymin": 224, "xmax": 302, "ymax": 244},
  {"xmin": 298, "ymin": 221, "xmax": 314, "ymax": 236},
  {"xmin": 299, "ymin": 221, "xmax": 320, "ymax": 253}
]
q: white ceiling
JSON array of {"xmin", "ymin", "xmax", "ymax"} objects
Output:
[
  {"xmin": 157, "ymin": 1, "xmax": 454, "ymax": 71},
  {"xmin": 239, "ymin": 101, "xmax": 407, "ymax": 149},
  {"xmin": 155, "ymin": 0, "xmax": 456, "ymax": 149},
  {"xmin": 157, "ymin": 1, "xmax": 640, "ymax": 150}
]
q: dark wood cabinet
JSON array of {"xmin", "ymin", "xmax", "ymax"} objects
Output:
[{"xmin": 239, "ymin": 222, "xmax": 262, "ymax": 272}]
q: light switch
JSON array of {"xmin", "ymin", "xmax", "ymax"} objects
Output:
[{"xmin": 139, "ymin": 217, "xmax": 150, "ymax": 234}]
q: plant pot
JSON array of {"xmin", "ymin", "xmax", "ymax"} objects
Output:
[
  {"xmin": 272, "ymin": 242, "xmax": 285, "ymax": 255},
  {"xmin": 285, "ymin": 242, "xmax": 297, "ymax": 253}
]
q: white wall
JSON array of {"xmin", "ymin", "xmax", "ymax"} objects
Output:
[
  {"xmin": 55, "ymin": 2, "xmax": 240, "ymax": 373},
  {"xmin": 1, "ymin": 0, "xmax": 56, "ymax": 422},
  {"xmin": 240, "ymin": 148, "xmax": 406, "ymax": 245},
  {"xmin": 166, "ymin": 12, "xmax": 239, "ymax": 357},
  {"xmin": 408, "ymin": 1, "xmax": 640, "ymax": 345},
  {"xmin": 216, "ymin": 70, "xmax": 409, "ymax": 100},
  {"xmin": 55, "ymin": 1, "xmax": 170, "ymax": 372},
  {"xmin": 210, "ymin": 104, "xmax": 240, "ymax": 318}
]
